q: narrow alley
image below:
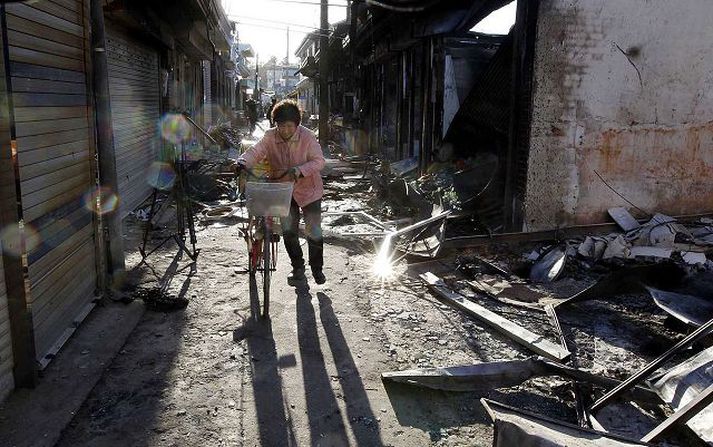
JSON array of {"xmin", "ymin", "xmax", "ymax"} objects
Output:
[
  {"xmin": 49, "ymin": 157, "xmax": 493, "ymax": 446},
  {"xmin": 1, "ymin": 0, "xmax": 713, "ymax": 446}
]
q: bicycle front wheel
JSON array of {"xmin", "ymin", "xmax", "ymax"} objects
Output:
[{"xmin": 262, "ymin": 220, "xmax": 271, "ymax": 318}]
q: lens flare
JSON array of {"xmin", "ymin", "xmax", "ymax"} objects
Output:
[
  {"xmin": 83, "ymin": 186, "xmax": 119, "ymax": 215},
  {"xmin": 372, "ymin": 234, "xmax": 395, "ymax": 280},
  {"xmin": 146, "ymin": 161, "xmax": 176, "ymax": 190},
  {"xmin": 0, "ymin": 223, "xmax": 41, "ymax": 256},
  {"xmin": 159, "ymin": 113, "xmax": 192, "ymax": 144}
]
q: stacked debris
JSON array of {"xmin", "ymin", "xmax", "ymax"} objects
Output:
[
  {"xmin": 207, "ymin": 120, "xmax": 243, "ymax": 149},
  {"xmin": 571, "ymin": 209, "xmax": 713, "ymax": 269},
  {"xmin": 379, "ymin": 229, "xmax": 713, "ymax": 445},
  {"xmin": 312, "ymin": 153, "xmax": 713, "ymax": 444}
]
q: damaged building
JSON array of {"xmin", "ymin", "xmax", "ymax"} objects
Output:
[
  {"xmin": 310, "ymin": 0, "xmax": 713, "ymax": 233},
  {"xmin": 524, "ymin": 0, "xmax": 713, "ymax": 230}
]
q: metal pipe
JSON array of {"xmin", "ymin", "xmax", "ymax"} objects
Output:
[
  {"xmin": 318, "ymin": 0, "xmax": 329, "ymax": 149},
  {"xmin": 591, "ymin": 316, "xmax": 713, "ymax": 412},
  {"xmin": 323, "ymin": 211, "xmax": 388, "ymax": 229},
  {"xmin": 91, "ymin": 0, "xmax": 125, "ymax": 286},
  {"xmin": 181, "ymin": 112, "xmax": 219, "ymax": 145},
  {"xmin": 0, "ymin": 3, "xmax": 37, "ymax": 388}
]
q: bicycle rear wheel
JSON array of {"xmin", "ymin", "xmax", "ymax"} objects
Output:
[
  {"xmin": 262, "ymin": 220, "xmax": 271, "ymax": 318},
  {"xmin": 247, "ymin": 236, "xmax": 260, "ymax": 322}
]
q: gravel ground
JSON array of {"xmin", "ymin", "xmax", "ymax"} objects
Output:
[{"xmin": 55, "ymin": 172, "xmax": 708, "ymax": 446}]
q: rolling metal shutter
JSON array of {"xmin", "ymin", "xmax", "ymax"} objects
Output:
[
  {"xmin": 106, "ymin": 25, "xmax": 160, "ymax": 218},
  {"xmin": 4, "ymin": 0, "xmax": 98, "ymax": 362}
]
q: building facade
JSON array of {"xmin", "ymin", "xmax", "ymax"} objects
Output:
[{"xmin": 0, "ymin": 0, "xmax": 238, "ymax": 402}]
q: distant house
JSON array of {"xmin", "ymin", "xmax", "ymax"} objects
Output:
[
  {"xmin": 264, "ymin": 62, "xmax": 300, "ymax": 98},
  {"xmin": 293, "ymin": 32, "xmax": 321, "ymax": 120},
  {"xmin": 236, "ymin": 43, "xmax": 255, "ymax": 108}
]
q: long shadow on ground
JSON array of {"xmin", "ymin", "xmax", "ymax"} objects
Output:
[
  {"xmin": 296, "ymin": 287, "xmax": 351, "ymax": 446},
  {"xmin": 317, "ymin": 292, "xmax": 385, "ymax": 446},
  {"xmin": 56, "ymin": 247, "xmax": 194, "ymax": 447},
  {"xmin": 239, "ymin": 318, "xmax": 298, "ymax": 446}
]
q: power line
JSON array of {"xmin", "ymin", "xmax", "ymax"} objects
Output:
[
  {"xmin": 236, "ymin": 21, "xmax": 311, "ymax": 33},
  {"xmin": 236, "ymin": 20, "xmax": 317, "ymax": 33},
  {"xmin": 235, "ymin": 21, "xmax": 335, "ymax": 39},
  {"xmin": 230, "ymin": 15, "xmax": 327, "ymax": 31},
  {"xmin": 254, "ymin": 0, "xmax": 348, "ymax": 6},
  {"xmin": 593, "ymin": 169, "xmax": 650, "ymax": 218},
  {"xmin": 365, "ymin": 0, "xmax": 438, "ymax": 12}
]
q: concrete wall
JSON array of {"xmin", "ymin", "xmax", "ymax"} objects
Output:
[{"xmin": 524, "ymin": 0, "xmax": 713, "ymax": 230}]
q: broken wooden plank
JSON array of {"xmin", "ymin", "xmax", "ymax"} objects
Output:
[
  {"xmin": 545, "ymin": 304, "xmax": 592, "ymax": 428},
  {"xmin": 419, "ymin": 272, "xmax": 570, "ymax": 362},
  {"xmin": 649, "ymin": 345, "xmax": 713, "ymax": 443},
  {"xmin": 481, "ymin": 399, "xmax": 648, "ymax": 446},
  {"xmin": 382, "ymin": 357, "xmax": 553, "ymax": 391},
  {"xmin": 641, "ymin": 383, "xmax": 713, "ymax": 443},
  {"xmin": 381, "ymin": 356, "xmax": 660, "ymax": 403},
  {"xmin": 608, "ymin": 207, "xmax": 640, "ymax": 232},
  {"xmin": 590, "ymin": 316, "xmax": 713, "ymax": 412}
]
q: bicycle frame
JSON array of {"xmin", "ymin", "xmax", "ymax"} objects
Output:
[{"xmin": 236, "ymin": 166, "xmax": 292, "ymax": 319}]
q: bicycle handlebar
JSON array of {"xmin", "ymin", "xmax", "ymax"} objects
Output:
[{"xmin": 235, "ymin": 164, "xmax": 294, "ymax": 181}]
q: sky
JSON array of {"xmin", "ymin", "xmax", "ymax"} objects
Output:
[
  {"xmin": 222, "ymin": 0, "xmax": 515, "ymax": 64},
  {"xmin": 223, "ymin": 0, "xmax": 348, "ymax": 64}
]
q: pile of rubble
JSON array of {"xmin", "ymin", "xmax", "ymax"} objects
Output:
[
  {"xmin": 571, "ymin": 208, "xmax": 713, "ymax": 268},
  {"xmin": 371, "ymin": 206, "xmax": 713, "ymax": 445},
  {"xmin": 208, "ymin": 120, "xmax": 243, "ymax": 149}
]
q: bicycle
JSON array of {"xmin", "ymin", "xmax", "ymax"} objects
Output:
[{"xmin": 236, "ymin": 166, "xmax": 294, "ymax": 320}]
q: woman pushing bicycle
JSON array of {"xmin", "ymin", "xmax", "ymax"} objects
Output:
[{"xmin": 234, "ymin": 100, "xmax": 327, "ymax": 285}]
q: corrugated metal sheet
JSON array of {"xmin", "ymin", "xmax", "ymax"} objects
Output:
[
  {"xmin": 203, "ymin": 60, "xmax": 211, "ymax": 126},
  {"xmin": 106, "ymin": 24, "xmax": 160, "ymax": 218},
  {"xmin": 5, "ymin": 0, "xmax": 98, "ymax": 362}
]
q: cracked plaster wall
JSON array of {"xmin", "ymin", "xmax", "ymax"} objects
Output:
[{"xmin": 523, "ymin": 0, "xmax": 713, "ymax": 230}]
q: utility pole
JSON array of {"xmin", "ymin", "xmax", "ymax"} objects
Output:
[
  {"xmin": 286, "ymin": 26, "xmax": 290, "ymax": 64},
  {"xmin": 318, "ymin": 0, "xmax": 328, "ymax": 150},
  {"xmin": 254, "ymin": 53, "xmax": 259, "ymax": 96}
]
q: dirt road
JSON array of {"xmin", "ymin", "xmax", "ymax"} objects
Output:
[
  {"xmin": 55, "ymin": 184, "xmax": 494, "ymax": 446},
  {"xmin": 52, "ymin": 167, "xmax": 701, "ymax": 446}
]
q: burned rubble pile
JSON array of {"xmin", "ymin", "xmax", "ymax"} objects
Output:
[
  {"xmin": 370, "ymin": 202, "xmax": 713, "ymax": 445},
  {"xmin": 321, "ymin": 154, "xmax": 497, "ymax": 242},
  {"xmin": 207, "ymin": 121, "xmax": 244, "ymax": 149},
  {"xmin": 314, "ymin": 154, "xmax": 713, "ymax": 445}
]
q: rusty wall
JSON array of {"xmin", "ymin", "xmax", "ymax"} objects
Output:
[{"xmin": 523, "ymin": 0, "xmax": 713, "ymax": 230}]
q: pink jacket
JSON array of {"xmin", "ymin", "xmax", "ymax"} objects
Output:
[{"xmin": 239, "ymin": 125, "xmax": 325, "ymax": 207}]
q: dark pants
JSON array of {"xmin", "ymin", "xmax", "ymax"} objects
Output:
[{"xmin": 281, "ymin": 199, "xmax": 323, "ymax": 273}]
